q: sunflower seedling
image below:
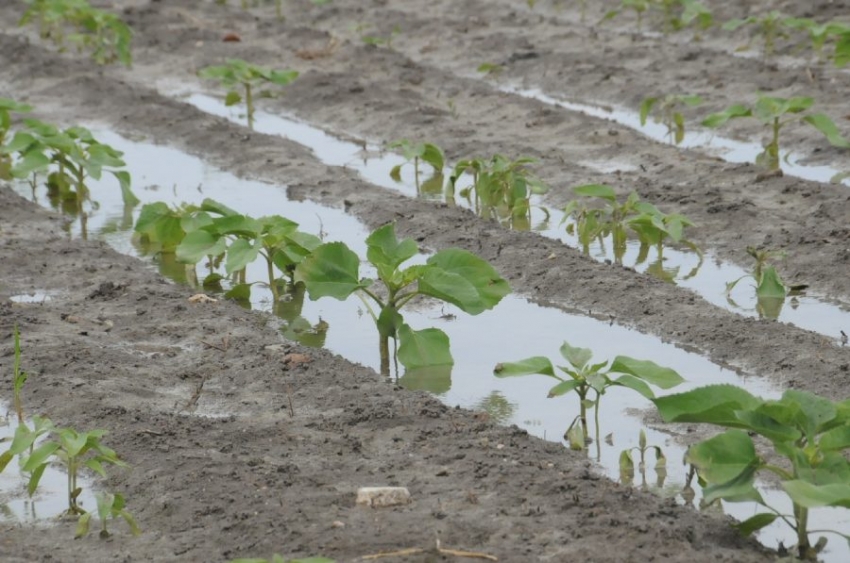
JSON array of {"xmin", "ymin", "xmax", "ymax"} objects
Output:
[
  {"xmin": 76, "ymin": 491, "xmax": 141, "ymax": 539},
  {"xmin": 784, "ymin": 18, "xmax": 850, "ymax": 63},
  {"xmin": 702, "ymin": 95, "xmax": 850, "ymax": 171},
  {"xmin": 723, "ymin": 11, "xmax": 791, "ymax": 59},
  {"xmin": 0, "ymin": 98, "xmax": 32, "ymax": 181},
  {"xmin": 20, "ymin": 0, "xmax": 133, "ymax": 66},
  {"xmin": 602, "ymin": 0, "xmax": 710, "ymax": 34},
  {"xmin": 199, "ymin": 59, "xmax": 298, "ymax": 129},
  {"xmin": 639, "ymin": 94, "xmax": 703, "ymax": 145},
  {"xmin": 653, "ymin": 385, "xmax": 850, "ymax": 559},
  {"xmin": 387, "ymin": 139, "xmax": 445, "ymax": 196},
  {"xmin": 725, "ymin": 246, "xmax": 805, "ymax": 320},
  {"xmin": 494, "ymin": 341, "xmax": 684, "ymax": 456},
  {"xmin": 450, "ymin": 155, "xmax": 549, "ymax": 230},
  {"xmin": 11, "ymin": 325, "xmax": 28, "ymax": 426},
  {"xmin": 296, "ymin": 223, "xmax": 510, "ymax": 376},
  {"xmin": 619, "ymin": 429, "xmax": 667, "ymax": 488},
  {"xmin": 361, "ymin": 26, "xmax": 399, "ymax": 49}
]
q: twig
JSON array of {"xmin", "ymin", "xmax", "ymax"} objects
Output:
[
  {"xmin": 286, "ymin": 381, "xmax": 295, "ymax": 418},
  {"xmin": 200, "ymin": 339, "xmax": 227, "ymax": 352}
]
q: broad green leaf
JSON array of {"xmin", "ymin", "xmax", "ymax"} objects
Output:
[
  {"xmin": 399, "ymin": 365, "xmax": 452, "ymax": 394},
  {"xmin": 733, "ymin": 410, "xmax": 800, "ymax": 443},
  {"xmin": 755, "ymin": 266, "xmax": 786, "ymax": 299},
  {"xmin": 820, "ymin": 424, "xmax": 850, "ymax": 451},
  {"xmin": 781, "ymin": 389, "xmax": 837, "ymax": 438},
  {"xmin": 425, "ymin": 249, "xmax": 510, "ymax": 314},
  {"xmin": 201, "ymin": 198, "xmax": 239, "ymax": 217},
  {"xmin": 418, "ymin": 268, "xmax": 484, "ymax": 313},
  {"xmin": 734, "ymin": 513, "xmax": 778, "ymax": 536},
  {"xmin": 176, "ymin": 230, "xmax": 226, "ymax": 264},
  {"xmin": 267, "ymin": 69, "xmax": 299, "ymax": 86},
  {"xmin": 22, "ymin": 442, "xmax": 60, "ymax": 473},
  {"xmin": 27, "ymin": 463, "xmax": 48, "ymax": 497},
  {"xmin": 0, "ymin": 450, "xmax": 13, "ymax": 473},
  {"xmin": 703, "ymin": 461, "xmax": 763, "ymax": 505},
  {"xmin": 619, "ymin": 450, "xmax": 635, "ymax": 478},
  {"xmin": 783, "ymin": 481, "xmax": 850, "ymax": 509},
  {"xmin": 111, "ymin": 170, "xmax": 138, "ymax": 207},
  {"xmin": 548, "ymin": 379, "xmax": 582, "ymax": 398},
  {"xmin": 366, "ymin": 224, "xmax": 418, "ymax": 271},
  {"xmin": 225, "ymin": 238, "xmax": 262, "ymax": 274},
  {"xmin": 574, "ymin": 184, "xmax": 616, "ymax": 202},
  {"xmin": 421, "ymin": 143, "xmax": 445, "ymax": 171},
  {"xmin": 120, "ymin": 508, "xmax": 142, "ymax": 536},
  {"xmin": 566, "ymin": 423, "xmax": 584, "ymax": 451},
  {"xmin": 701, "ymin": 105, "xmax": 752, "ymax": 128},
  {"xmin": 397, "ymin": 324, "xmax": 453, "ymax": 370},
  {"xmin": 652, "ymin": 384, "xmax": 762, "ymax": 425},
  {"xmin": 211, "ymin": 215, "xmax": 260, "ymax": 237},
  {"xmin": 376, "ymin": 305, "xmax": 403, "ymax": 340},
  {"xmin": 559, "ymin": 341, "xmax": 592, "ymax": 371},
  {"xmin": 494, "ymin": 356, "xmax": 555, "ymax": 378},
  {"xmin": 835, "ymin": 32, "xmax": 850, "ymax": 67},
  {"xmin": 611, "ymin": 374, "xmax": 655, "ymax": 399},
  {"xmin": 803, "ymin": 113, "xmax": 850, "ymax": 148},
  {"xmin": 609, "ymin": 356, "xmax": 684, "ymax": 389},
  {"xmin": 10, "ymin": 150, "xmax": 50, "ymax": 178},
  {"xmin": 687, "ymin": 429, "xmax": 759, "ymax": 487},
  {"xmin": 295, "ymin": 242, "xmax": 365, "ymax": 300},
  {"xmin": 224, "ymin": 91, "xmax": 242, "ymax": 106},
  {"xmin": 225, "ymin": 283, "xmax": 251, "ymax": 303}
]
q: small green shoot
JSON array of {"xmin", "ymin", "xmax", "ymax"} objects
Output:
[
  {"xmin": 639, "ymin": 94, "xmax": 703, "ymax": 145},
  {"xmin": 450, "ymin": 155, "xmax": 549, "ymax": 230},
  {"xmin": 76, "ymin": 492, "xmax": 141, "ymax": 538},
  {"xmin": 477, "ymin": 62, "xmax": 503, "ymax": 77},
  {"xmin": 20, "ymin": 0, "xmax": 133, "ymax": 66},
  {"xmin": 725, "ymin": 246, "xmax": 806, "ymax": 319},
  {"xmin": 0, "ymin": 417, "xmax": 129, "ymax": 517},
  {"xmin": 494, "ymin": 342, "xmax": 684, "ymax": 456},
  {"xmin": 0, "ymin": 98, "xmax": 32, "ymax": 180},
  {"xmin": 723, "ymin": 11, "xmax": 790, "ymax": 59},
  {"xmin": 602, "ymin": 0, "xmax": 710, "ymax": 34},
  {"xmin": 12, "ymin": 325, "xmax": 28, "ymax": 425},
  {"xmin": 653, "ymin": 385, "xmax": 850, "ymax": 559},
  {"xmin": 296, "ymin": 223, "xmax": 510, "ymax": 376},
  {"xmin": 619, "ymin": 429, "xmax": 667, "ymax": 487},
  {"xmin": 702, "ymin": 95, "xmax": 850, "ymax": 171},
  {"xmin": 199, "ymin": 59, "xmax": 299, "ymax": 129},
  {"xmin": 387, "ymin": 139, "xmax": 445, "ymax": 195},
  {"xmin": 361, "ymin": 26, "xmax": 399, "ymax": 49},
  {"xmin": 784, "ymin": 18, "xmax": 850, "ymax": 63}
]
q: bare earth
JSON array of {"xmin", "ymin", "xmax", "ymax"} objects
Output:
[{"xmin": 2, "ymin": 0, "xmax": 850, "ymax": 561}]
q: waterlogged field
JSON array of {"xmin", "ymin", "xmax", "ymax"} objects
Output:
[{"xmin": 2, "ymin": 1, "xmax": 850, "ymax": 562}]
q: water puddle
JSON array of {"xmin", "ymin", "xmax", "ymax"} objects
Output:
[
  {"xmin": 0, "ymin": 411, "xmax": 96, "ymax": 523},
  {"xmin": 14, "ymin": 127, "xmax": 850, "ymax": 558},
  {"xmin": 9, "ymin": 292, "xmax": 54, "ymax": 304},
  {"xmin": 170, "ymin": 91, "xmax": 850, "ymax": 342},
  {"xmin": 503, "ymin": 85, "xmax": 850, "ymax": 187}
]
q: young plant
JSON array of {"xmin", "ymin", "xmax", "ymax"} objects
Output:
[
  {"xmin": 784, "ymin": 18, "xmax": 850, "ymax": 63},
  {"xmin": 494, "ymin": 342, "xmax": 684, "ymax": 454},
  {"xmin": 639, "ymin": 94, "xmax": 703, "ymax": 145},
  {"xmin": 653, "ymin": 385, "xmax": 850, "ymax": 559},
  {"xmin": 76, "ymin": 491, "xmax": 141, "ymax": 539},
  {"xmin": 725, "ymin": 246, "xmax": 805, "ymax": 320},
  {"xmin": 296, "ymin": 223, "xmax": 510, "ymax": 376},
  {"xmin": 702, "ymin": 95, "xmax": 850, "ymax": 171},
  {"xmin": 476, "ymin": 62, "xmax": 503, "ymax": 77},
  {"xmin": 387, "ymin": 139, "xmax": 445, "ymax": 194},
  {"xmin": 199, "ymin": 59, "xmax": 299, "ymax": 129},
  {"xmin": 0, "ymin": 417, "xmax": 128, "ymax": 517},
  {"xmin": 20, "ymin": 0, "xmax": 133, "ymax": 66},
  {"xmin": 722, "ymin": 11, "xmax": 790, "ymax": 59},
  {"xmin": 449, "ymin": 154, "xmax": 549, "ymax": 230},
  {"xmin": 3, "ymin": 120, "xmax": 137, "ymax": 235},
  {"xmin": 619, "ymin": 429, "xmax": 667, "ymax": 487},
  {"xmin": 0, "ymin": 98, "xmax": 32, "ymax": 180},
  {"xmin": 602, "ymin": 0, "xmax": 711, "ymax": 34},
  {"xmin": 561, "ymin": 184, "xmax": 700, "ymax": 275},
  {"xmin": 361, "ymin": 26, "xmax": 400, "ymax": 49}
]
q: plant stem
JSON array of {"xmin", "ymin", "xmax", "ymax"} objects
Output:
[
  {"xmin": 264, "ymin": 252, "xmax": 279, "ymax": 301},
  {"xmin": 245, "ymin": 82, "xmax": 254, "ymax": 130},
  {"xmin": 795, "ymin": 502, "xmax": 810, "ymax": 557},
  {"xmin": 414, "ymin": 157, "xmax": 420, "ymax": 192},
  {"xmin": 379, "ymin": 333, "xmax": 390, "ymax": 376}
]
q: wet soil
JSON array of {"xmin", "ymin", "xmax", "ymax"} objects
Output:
[{"xmin": 1, "ymin": 0, "xmax": 850, "ymax": 561}]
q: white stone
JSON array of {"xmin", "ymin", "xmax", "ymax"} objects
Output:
[{"xmin": 355, "ymin": 487, "xmax": 411, "ymax": 508}]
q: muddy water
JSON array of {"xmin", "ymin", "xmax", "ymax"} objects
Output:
[
  {"xmin": 12, "ymin": 128, "xmax": 850, "ymax": 559},
  {"xmin": 175, "ymin": 92, "xmax": 850, "ymax": 343}
]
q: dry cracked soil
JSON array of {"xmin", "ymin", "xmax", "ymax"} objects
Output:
[{"xmin": 2, "ymin": 0, "xmax": 850, "ymax": 561}]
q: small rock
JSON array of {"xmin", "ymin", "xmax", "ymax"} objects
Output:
[
  {"xmin": 356, "ymin": 487, "xmax": 411, "ymax": 508},
  {"xmin": 332, "ymin": 520, "xmax": 345, "ymax": 528}
]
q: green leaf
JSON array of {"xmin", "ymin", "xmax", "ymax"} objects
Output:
[
  {"xmin": 558, "ymin": 341, "xmax": 593, "ymax": 371},
  {"xmin": 619, "ymin": 450, "xmax": 635, "ymax": 478},
  {"xmin": 734, "ymin": 513, "xmax": 778, "ymax": 536},
  {"xmin": 418, "ymin": 267, "xmax": 484, "ymax": 313},
  {"xmin": 611, "ymin": 374, "xmax": 655, "ymax": 399},
  {"xmin": 225, "ymin": 283, "xmax": 252, "ymax": 302},
  {"xmin": 27, "ymin": 463, "xmax": 48, "ymax": 497},
  {"xmin": 176, "ymin": 230, "xmax": 226, "ymax": 264},
  {"xmin": 820, "ymin": 424, "xmax": 850, "ymax": 451},
  {"xmin": 420, "ymin": 143, "xmax": 445, "ymax": 171},
  {"xmin": 783, "ymin": 481, "xmax": 850, "ymax": 509},
  {"xmin": 701, "ymin": 104, "xmax": 752, "ymax": 128},
  {"xmin": 803, "ymin": 113, "xmax": 850, "ymax": 148},
  {"xmin": 548, "ymin": 379, "xmax": 582, "ymax": 398},
  {"xmin": 755, "ymin": 266, "xmax": 786, "ymax": 299},
  {"xmin": 639, "ymin": 97, "xmax": 657, "ymax": 126},
  {"xmin": 733, "ymin": 410, "xmax": 801, "ymax": 443},
  {"xmin": 652, "ymin": 384, "xmax": 762, "ymax": 426},
  {"xmin": 609, "ymin": 356, "xmax": 684, "ymax": 389},
  {"xmin": 389, "ymin": 164, "xmax": 402, "ymax": 182},
  {"xmin": 111, "ymin": 170, "xmax": 138, "ymax": 207},
  {"xmin": 295, "ymin": 242, "xmax": 366, "ymax": 300},
  {"xmin": 22, "ymin": 441, "xmax": 60, "ymax": 473},
  {"xmin": 399, "ymin": 365, "xmax": 452, "ymax": 394},
  {"xmin": 224, "ymin": 91, "xmax": 242, "ymax": 106},
  {"xmin": 494, "ymin": 356, "xmax": 555, "ymax": 378},
  {"xmin": 225, "ymin": 238, "xmax": 262, "ymax": 274},
  {"xmin": 425, "ymin": 248, "xmax": 510, "ymax": 314},
  {"xmin": 376, "ymin": 305, "xmax": 403, "ymax": 340},
  {"xmin": 10, "ymin": 150, "xmax": 50, "ymax": 178},
  {"xmin": 397, "ymin": 324, "xmax": 453, "ymax": 370},
  {"xmin": 573, "ymin": 184, "xmax": 616, "ymax": 202},
  {"xmin": 686, "ymin": 429, "xmax": 759, "ymax": 487},
  {"xmin": 366, "ymin": 224, "xmax": 418, "ymax": 271}
]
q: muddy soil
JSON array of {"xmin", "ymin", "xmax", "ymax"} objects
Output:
[{"xmin": 1, "ymin": 0, "xmax": 850, "ymax": 561}]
